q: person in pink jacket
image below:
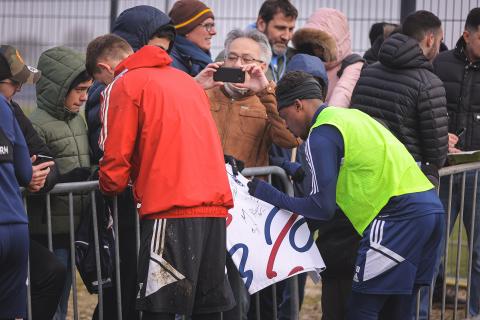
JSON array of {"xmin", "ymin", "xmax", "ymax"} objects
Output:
[{"xmin": 292, "ymin": 8, "xmax": 364, "ymax": 108}]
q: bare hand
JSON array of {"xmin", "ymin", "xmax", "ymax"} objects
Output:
[
  {"xmin": 195, "ymin": 62, "xmax": 224, "ymax": 90},
  {"xmin": 235, "ymin": 64, "xmax": 269, "ymax": 93},
  {"xmin": 28, "ymin": 155, "xmax": 54, "ymax": 192},
  {"xmin": 448, "ymin": 133, "xmax": 461, "ymax": 153}
]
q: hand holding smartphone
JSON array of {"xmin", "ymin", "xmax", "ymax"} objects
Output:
[
  {"xmin": 213, "ymin": 67, "xmax": 245, "ymax": 83},
  {"xmin": 33, "ymin": 154, "xmax": 54, "ymax": 166}
]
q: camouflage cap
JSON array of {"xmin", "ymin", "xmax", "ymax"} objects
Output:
[{"xmin": 0, "ymin": 45, "xmax": 41, "ymax": 84}]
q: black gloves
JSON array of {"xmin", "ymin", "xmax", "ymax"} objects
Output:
[
  {"xmin": 281, "ymin": 161, "xmax": 305, "ymax": 183},
  {"xmin": 421, "ymin": 163, "xmax": 439, "ymax": 188},
  {"xmin": 247, "ymin": 177, "xmax": 261, "ymax": 196},
  {"xmin": 58, "ymin": 167, "xmax": 92, "ymax": 183},
  {"xmin": 292, "ymin": 167, "xmax": 305, "ymax": 182},
  {"xmin": 224, "ymin": 154, "xmax": 245, "ymax": 176}
]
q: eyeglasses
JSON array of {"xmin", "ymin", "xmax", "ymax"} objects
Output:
[
  {"xmin": 225, "ymin": 53, "xmax": 264, "ymax": 64},
  {"xmin": 199, "ymin": 22, "xmax": 216, "ymax": 33}
]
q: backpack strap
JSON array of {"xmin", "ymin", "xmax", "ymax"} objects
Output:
[{"xmin": 337, "ymin": 53, "xmax": 366, "ymax": 78}]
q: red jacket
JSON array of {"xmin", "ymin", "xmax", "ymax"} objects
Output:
[{"xmin": 99, "ymin": 45, "xmax": 233, "ymax": 219}]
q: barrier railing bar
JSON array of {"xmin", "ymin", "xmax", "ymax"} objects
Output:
[
  {"xmin": 440, "ymin": 162, "xmax": 480, "ymax": 176},
  {"xmin": 23, "ymin": 195, "xmax": 33, "ymax": 320},
  {"xmin": 242, "ymin": 166, "xmax": 299, "ymax": 319},
  {"xmin": 466, "ymin": 169, "xmax": 478, "ymax": 318},
  {"xmin": 453, "ymin": 172, "xmax": 467, "ymax": 319},
  {"xmin": 415, "ymin": 288, "xmax": 421, "ymax": 320},
  {"xmin": 113, "ymin": 196, "xmax": 123, "ymax": 320},
  {"xmin": 91, "ymin": 190, "xmax": 104, "ymax": 320},
  {"xmin": 289, "ymin": 276, "xmax": 300, "ymax": 320},
  {"xmin": 272, "ymin": 283, "xmax": 277, "ymax": 320},
  {"xmin": 46, "ymin": 193, "xmax": 53, "ymax": 251},
  {"xmin": 242, "ymin": 166, "xmax": 294, "ymax": 197},
  {"xmin": 441, "ymin": 174, "xmax": 454, "ymax": 319},
  {"xmin": 255, "ymin": 292, "xmax": 260, "ymax": 320},
  {"xmin": 69, "ymin": 192, "xmax": 79, "ymax": 320},
  {"xmin": 428, "ymin": 284, "xmax": 433, "ymax": 319}
]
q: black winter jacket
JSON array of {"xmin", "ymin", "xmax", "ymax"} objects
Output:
[
  {"xmin": 433, "ymin": 37, "xmax": 480, "ymax": 151},
  {"xmin": 363, "ymin": 35, "xmax": 383, "ymax": 65},
  {"xmin": 351, "ymin": 33, "xmax": 448, "ymax": 169},
  {"xmin": 10, "ymin": 100, "xmax": 58, "ymax": 192}
]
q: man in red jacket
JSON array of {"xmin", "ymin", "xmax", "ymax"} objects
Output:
[{"xmin": 86, "ymin": 33, "xmax": 235, "ymax": 320}]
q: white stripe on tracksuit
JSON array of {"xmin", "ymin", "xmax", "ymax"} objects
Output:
[
  {"xmin": 305, "ymin": 138, "xmax": 319, "ymax": 195},
  {"xmin": 362, "ymin": 219, "xmax": 405, "ymax": 281},
  {"xmin": 98, "ymin": 69, "xmax": 128, "ymax": 152},
  {"xmin": 144, "ymin": 219, "xmax": 185, "ymax": 297}
]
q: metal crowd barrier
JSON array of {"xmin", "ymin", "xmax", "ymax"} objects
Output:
[
  {"xmin": 22, "ymin": 166, "xmax": 297, "ymax": 320},
  {"xmin": 23, "ymin": 162, "xmax": 480, "ymax": 320},
  {"xmin": 412, "ymin": 161, "xmax": 480, "ymax": 320},
  {"xmin": 438, "ymin": 162, "xmax": 480, "ymax": 320}
]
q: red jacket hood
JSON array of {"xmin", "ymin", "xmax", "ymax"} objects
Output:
[{"xmin": 115, "ymin": 45, "xmax": 173, "ymax": 76}]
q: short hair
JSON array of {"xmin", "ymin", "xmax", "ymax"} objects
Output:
[
  {"xmin": 224, "ymin": 29, "xmax": 273, "ymax": 65},
  {"xmin": 150, "ymin": 25, "xmax": 176, "ymax": 52},
  {"xmin": 369, "ymin": 22, "xmax": 387, "ymax": 45},
  {"xmin": 68, "ymin": 70, "xmax": 92, "ymax": 93},
  {"xmin": 277, "ymin": 71, "xmax": 323, "ymax": 102},
  {"xmin": 402, "ymin": 10, "xmax": 442, "ymax": 42},
  {"xmin": 465, "ymin": 8, "xmax": 480, "ymax": 32},
  {"xmin": 151, "ymin": 26, "xmax": 175, "ymax": 43},
  {"xmin": 369, "ymin": 22, "xmax": 399, "ymax": 45},
  {"xmin": 258, "ymin": 0, "xmax": 298, "ymax": 24},
  {"xmin": 85, "ymin": 34, "xmax": 133, "ymax": 76}
]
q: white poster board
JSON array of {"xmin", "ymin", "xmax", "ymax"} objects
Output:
[{"xmin": 226, "ymin": 166, "xmax": 325, "ymax": 294}]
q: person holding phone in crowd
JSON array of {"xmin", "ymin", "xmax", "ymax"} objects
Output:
[
  {"xmin": 86, "ymin": 33, "xmax": 235, "ymax": 320},
  {"xmin": 0, "ymin": 44, "xmax": 67, "ymax": 320},
  {"xmin": 195, "ymin": 28, "xmax": 299, "ymax": 320},
  {"xmin": 28, "ymin": 45, "xmax": 92, "ymax": 320}
]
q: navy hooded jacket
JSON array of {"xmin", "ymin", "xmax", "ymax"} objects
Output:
[
  {"xmin": 85, "ymin": 5, "xmax": 173, "ymax": 163},
  {"xmin": 0, "ymin": 95, "xmax": 32, "ymax": 224}
]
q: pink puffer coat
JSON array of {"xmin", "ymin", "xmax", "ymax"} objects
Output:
[{"xmin": 292, "ymin": 8, "xmax": 363, "ymax": 108}]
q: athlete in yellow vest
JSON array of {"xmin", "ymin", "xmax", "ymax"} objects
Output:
[{"xmin": 247, "ymin": 71, "xmax": 445, "ymax": 319}]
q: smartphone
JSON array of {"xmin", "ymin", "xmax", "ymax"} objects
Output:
[
  {"xmin": 213, "ymin": 67, "xmax": 245, "ymax": 83},
  {"xmin": 456, "ymin": 127, "xmax": 466, "ymax": 138},
  {"xmin": 33, "ymin": 154, "xmax": 54, "ymax": 165}
]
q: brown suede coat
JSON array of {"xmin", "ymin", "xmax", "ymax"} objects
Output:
[{"xmin": 206, "ymin": 81, "xmax": 299, "ymax": 168}]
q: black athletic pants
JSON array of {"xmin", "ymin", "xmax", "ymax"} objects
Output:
[{"xmin": 29, "ymin": 240, "xmax": 67, "ymax": 320}]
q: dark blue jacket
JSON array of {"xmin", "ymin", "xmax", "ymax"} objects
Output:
[
  {"xmin": 286, "ymin": 53, "xmax": 329, "ymax": 92},
  {"xmin": 269, "ymin": 53, "xmax": 329, "ymax": 196},
  {"xmin": 0, "ymin": 95, "xmax": 32, "ymax": 224},
  {"xmin": 170, "ymin": 35, "xmax": 212, "ymax": 76},
  {"xmin": 86, "ymin": 5, "xmax": 173, "ymax": 163}
]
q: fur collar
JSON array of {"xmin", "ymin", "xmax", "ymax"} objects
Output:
[{"xmin": 292, "ymin": 28, "xmax": 338, "ymax": 68}]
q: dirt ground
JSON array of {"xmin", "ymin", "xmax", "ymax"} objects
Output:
[{"xmin": 69, "ymin": 274, "xmax": 467, "ymax": 320}]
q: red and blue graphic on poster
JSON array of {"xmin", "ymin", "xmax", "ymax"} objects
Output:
[{"xmin": 225, "ymin": 165, "xmax": 325, "ymax": 294}]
